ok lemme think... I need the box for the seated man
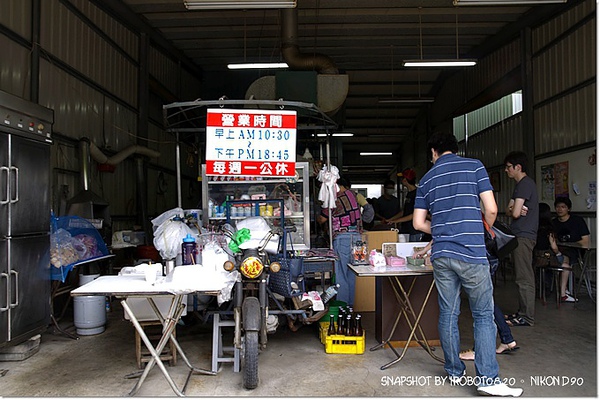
[551,197,590,303]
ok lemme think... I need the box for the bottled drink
[320,284,340,304]
[337,314,345,335]
[181,234,198,265]
[327,315,336,336]
[354,314,363,337]
[345,315,353,336]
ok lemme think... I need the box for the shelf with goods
[201,162,310,250]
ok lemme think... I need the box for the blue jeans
[490,260,514,345]
[432,257,500,386]
[333,232,361,306]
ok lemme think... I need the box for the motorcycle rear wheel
[243,331,259,389]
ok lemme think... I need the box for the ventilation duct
[66,138,111,226]
[89,141,160,167]
[245,8,348,114]
[280,8,338,74]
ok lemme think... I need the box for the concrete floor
[0,277,596,397]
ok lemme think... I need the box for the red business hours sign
[205,108,297,177]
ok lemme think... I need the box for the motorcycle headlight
[269,261,281,273]
[240,256,263,279]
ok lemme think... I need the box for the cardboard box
[353,230,398,312]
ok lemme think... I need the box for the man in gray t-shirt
[504,151,538,327]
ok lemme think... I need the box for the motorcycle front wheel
[243,331,259,389]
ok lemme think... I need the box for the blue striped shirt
[415,153,494,264]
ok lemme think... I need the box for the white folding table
[71,273,226,396]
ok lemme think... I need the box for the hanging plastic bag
[151,207,184,232]
[153,218,194,260]
[317,165,339,209]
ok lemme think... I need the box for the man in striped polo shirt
[413,132,522,397]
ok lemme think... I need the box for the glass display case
[201,162,310,250]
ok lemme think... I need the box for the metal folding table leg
[122,296,186,397]
[380,276,443,370]
[371,275,443,370]
[123,294,216,397]
[369,276,417,354]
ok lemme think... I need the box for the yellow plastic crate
[319,322,365,354]
[319,322,329,344]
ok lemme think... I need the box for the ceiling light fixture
[403,59,477,67]
[184,0,296,10]
[360,152,393,156]
[403,10,477,68]
[454,0,565,5]
[315,132,354,137]
[227,62,289,70]
[331,132,354,137]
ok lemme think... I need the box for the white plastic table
[71,273,226,396]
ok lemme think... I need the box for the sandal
[503,313,519,321]
[506,316,532,327]
[496,341,520,354]
[459,349,475,361]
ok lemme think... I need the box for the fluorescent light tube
[332,132,354,137]
[360,152,393,156]
[403,59,477,67]
[315,132,354,137]
[227,62,289,70]
[454,0,565,5]
[184,0,296,9]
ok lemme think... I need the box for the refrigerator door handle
[0,166,9,204]
[9,166,18,203]
[0,272,8,311]
[9,270,18,307]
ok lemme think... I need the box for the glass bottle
[354,314,363,337]
[345,315,353,336]
[328,315,336,336]
[337,314,345,335]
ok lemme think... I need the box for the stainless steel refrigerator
[0,90,53,347]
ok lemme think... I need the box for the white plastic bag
[151,207,184,232]
[317,165,339,209]
[153,219,194,260]
[369,249,386,267]
[236,217,279,253]
[217,270,240,305]
[203,240,233,273]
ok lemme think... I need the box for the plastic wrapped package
[50,215,110,282]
